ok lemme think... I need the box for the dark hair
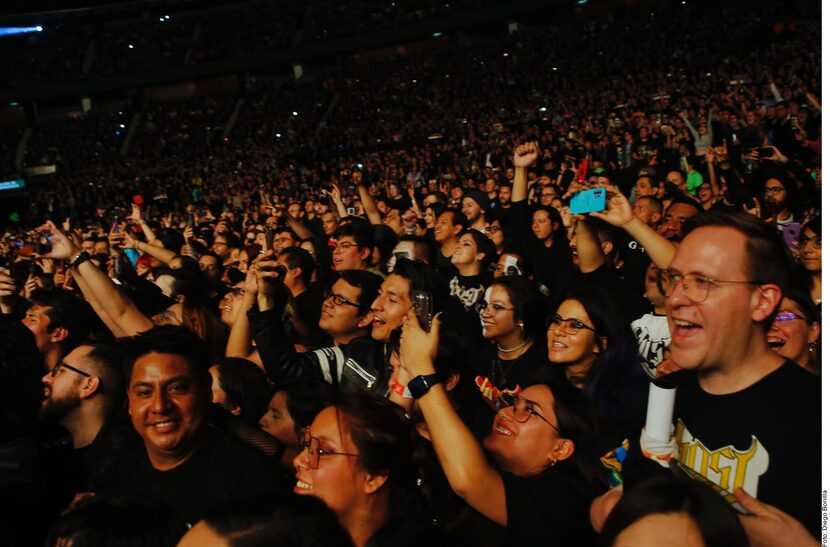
[212,358,272,424]
[460,228,497,270]
[46,496,187,547]
[333,220,374,255]
[29,288,93,351]
[279,247,315,286]
[152,266,210,305]
[199,251,224,269]
[122,325,211,391]
[216,231,242,249]
[599,476,749,547]
[488,277,549,342]
[82,340,126,411]
[439,208,468,230]
[425,202,447,221]
[279,379,336,434]
[555,287,644,420]
[331,390,426,518]
[0,321,43,442]
[199,493,352,547]
[529,379,604,493]
[682,210,793,329]
[391,258,449,313]
[398,235,436,265]
[371,224,399,267]
[669,195,704,214]
[337,269,383,311]
[802,217,820,238]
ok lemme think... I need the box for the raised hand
[34,221,80,260]
[513,142,540,168]
[398,309,441,376]
[588,186,634,228]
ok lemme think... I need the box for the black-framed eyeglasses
[484,226,503,235]
[297,428,360,470]
[333,242,358,251]
[546,314,596,335]
[498,393,558,432]
[475,300,514,314]
[763,186,785,194]
[775,311,806,322]
[51,361,92,379]
[657,268,762,304]
[324,291,362,309]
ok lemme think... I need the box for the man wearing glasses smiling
[592,211,820,544]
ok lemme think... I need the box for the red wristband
[390,381,412,399]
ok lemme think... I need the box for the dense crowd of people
[0,0,822,546]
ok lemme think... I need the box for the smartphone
[758,147,775,159]
[412,290,433,331]
[569,187,607,215]
[264,226,275,252]
[36,233,53,255]
[346,207,356,216]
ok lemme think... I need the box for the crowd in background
[0,0,822,546]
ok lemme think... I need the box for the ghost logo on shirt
[675,419,770,497]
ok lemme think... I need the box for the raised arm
[511,142,539,203]
[328,183,349,220]
[122,231,182,268]
[589,186,676,269]
[398,312,507,525]
[129,204,158,245]
[38,221,154,336]
[226,263,260,362]
[357,183,383,225]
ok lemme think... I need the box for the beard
[39,392,81,423]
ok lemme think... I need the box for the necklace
[497,339,528,353]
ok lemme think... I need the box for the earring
[518,322,525,338]
[809,343,817,353]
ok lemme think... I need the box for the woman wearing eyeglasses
[471,277,549,425]
[767,287,821,375]
[547,287,646,423]
[293,390,439,547]
[796,218,821,306]
[397,313,602,546]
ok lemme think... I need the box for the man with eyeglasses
[592,211,820,543]
[38,342,127,510]
[331,222,374,272]
[249,266,388,393]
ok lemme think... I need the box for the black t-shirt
[470,343,550,441]
[624,360,820,536]
[449,271,491,311]
[100,426,280,524]
[366,514,444,547]
[500,469,595,546]
[434,249,458,283]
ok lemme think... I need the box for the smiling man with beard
[98,326,278,524]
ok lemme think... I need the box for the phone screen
[569,188,607,215]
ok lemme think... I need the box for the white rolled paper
[644,380,676,443]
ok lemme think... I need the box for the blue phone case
[569,187,607,215]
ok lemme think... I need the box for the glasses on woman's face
[546,314,595,335]
[497,393,558,432]
[475,300,514,315]
[484,226,502,235]
[775,311,806,322]
[297,428,359,470]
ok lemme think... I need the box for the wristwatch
[407,374,442,399]
[68,251,92,269]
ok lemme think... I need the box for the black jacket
[249,301,390,395]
